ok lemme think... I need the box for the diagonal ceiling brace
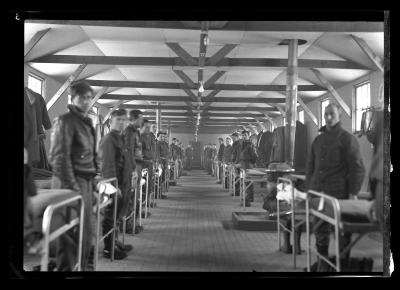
[350,34,383,72]
[311,68,351,117]
[46,64,87,110]
[24,28,51,61]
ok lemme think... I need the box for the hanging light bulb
[198,81,204,93]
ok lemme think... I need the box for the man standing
[306,103,365,271]
[140,119,156,213]
[49,81,99,271]
[238,130,258,206]
[98,109,133,260]
[185,145,193,171]
[216,138,225,184]
[123,109,144,233]
[222,137,233,188]
[156,132,169,199]
[230,133,241,196]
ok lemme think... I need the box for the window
[68,94,72,105]
[298,110,304,124]
[320,98,330,127]
[354,81,371,132]
[28,73,44,96]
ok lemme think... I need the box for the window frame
[353,80,371,134]
[27,72,45,97]
[320,98,330,127]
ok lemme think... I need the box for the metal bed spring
[277,177,307,269]
[121,173,138,243]
[305,190,380,272]
[41,194,84,271]
[239,168,269,209]
[94,178,119,271]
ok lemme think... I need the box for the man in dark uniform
[222,136,233,189]
[230,133,241,196]
[49,81,100,271]
[123,109,144,233]
[216,137,225,184]
[156,132,169,198]
[185,145,193,171]
[238,130,258,207]
[98,109,133,260]
[140,119,156,208]
[306,103,365,271]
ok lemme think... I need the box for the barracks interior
[22,18,389,274]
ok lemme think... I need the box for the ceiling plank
[203,71,226,88]
[26,20,384,32]
[311,68,351,116]
[101,93,287,103]
[121,104,278,112]
[46,64,87,110]
[350,34,384,72]
[24,28,51,61]
[84,79,325,91]
[165,42,197,66]
[30,55,368,70]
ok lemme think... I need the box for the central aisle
[98,169,299,272]
[98,169,382,272]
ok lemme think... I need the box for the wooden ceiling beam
[84,79,325,91]
[30,55,368,70]
[24,28,51,61]
[120,104,278,111]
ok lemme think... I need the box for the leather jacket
[49,105,99,192]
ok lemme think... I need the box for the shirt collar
[319,121,342,134]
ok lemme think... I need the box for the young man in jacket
[140,119,155,214]
[156,132,169,198]
[98,109,133,260]
[222,137,233,189]
[230,133,241,196]
[306,103,365,271]
[216,137,225,184]
[49,81,100,271]
[239,130,259,207]
[123,109,144,233]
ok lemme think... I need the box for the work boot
[316,245,330,272]
[245,201,251,207]
[103,247,128,260]
[161,194,167,199]
[135,225,144,234]
[216,180,222,184]
[116,240,133,253]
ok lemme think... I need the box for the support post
[156,103,162,134]
[285,39,298,168]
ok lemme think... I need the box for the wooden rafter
[24,28,51,61]
[350,34,384,72]
[30,55,368,70]
[84,79,325,92]
[165,42,197,66]
[86,87,109,113]
[311,68,351,117]
[46,64,87,110]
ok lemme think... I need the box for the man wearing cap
[230,133,241,196]
[222,136,233,188]
[239,130,258,206]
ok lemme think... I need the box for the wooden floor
[98,169,383,272]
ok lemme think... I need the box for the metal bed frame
[140,168,150,221]
[221,163,229,190]
[239,168,269,209]
[153,162,162,202]
[169,161,177,185]
[276,177,307,269]
[94,178,119,271]
[305,190,380,272]
[41,194,84,271]
[229,164,240,198]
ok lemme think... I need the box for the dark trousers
[56,176,93,271]
[102,194,123,250]
[244,181,254,202]
[315,222,352,260]
[142,160,154,194]
[185,158,192,170]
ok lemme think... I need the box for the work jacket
[217,144,225,162]
[170,144,180,161]
[257,131,274,166]
[239,140,258,169]
[156,141,169,160]
[231,140,241,164]
[306,122,365,199]
[98,130,125,183]
[49,105,99,192]
[123,124,142,169]
[222,144,233,163]
[140,132,155,161]
[185,148,193,159]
